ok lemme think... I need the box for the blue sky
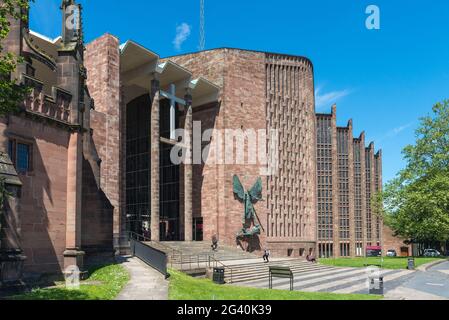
[29,0,449,183]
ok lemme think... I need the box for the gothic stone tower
[58,0,87,270]
[0,0,113,275]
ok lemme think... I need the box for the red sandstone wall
[383,225,411,257]
[167,50,226,244]
[164,50,227,88]
[81,155,114,254]
[5,115,70,274]
[264,54,317,257]
[85,34,122,246]
[169,49,268,250]
[170,49,317,256]
[192,103,221,220]
[220,49,267,251]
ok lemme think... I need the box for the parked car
[423,249,441,257]
[386,250,397,257]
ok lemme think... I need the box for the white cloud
[315,86,351,111]
[173,23,191,51]
[392,124,412,135]
[377,122,415,143]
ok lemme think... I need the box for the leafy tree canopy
[384,101,449,242]
[0,0,31,115]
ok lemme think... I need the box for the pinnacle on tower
[61,0,83,45]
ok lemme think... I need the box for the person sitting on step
[306,248,317,263]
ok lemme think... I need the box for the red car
[366,246,382,257]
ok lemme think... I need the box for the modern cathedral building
[316,108,383,258]
[0,1,401,278]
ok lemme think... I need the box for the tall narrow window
[8,139,32,174]
[17,143,31,173]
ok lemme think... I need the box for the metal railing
[127,232,183,269]
[208,256,234,284]
[175,253,210,271]
[151,241,183,269]
[128,232,168,277]
[126,233,234,282]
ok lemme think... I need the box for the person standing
[263,249,271,263]
[211,235,219,251]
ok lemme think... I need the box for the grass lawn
[168,269,382,300]
[7,264,129,300]
[319,257,446,270]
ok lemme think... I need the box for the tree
[0,0,31,115]
[384,101,449,244]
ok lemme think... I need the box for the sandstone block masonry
[0,2,114,276]
[85,34,123,249]
[168,49,317,256]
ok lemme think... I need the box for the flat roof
[164,47,314,69]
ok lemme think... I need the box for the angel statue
[233,175,264,239]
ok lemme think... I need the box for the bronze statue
[233,175,263,239]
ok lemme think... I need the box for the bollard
[407,258,415,270]
[369,276,384,295]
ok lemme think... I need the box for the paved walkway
[237,265,415,296]
[116,256,168,300]
[385,261,449,300]
[237,260,449,300]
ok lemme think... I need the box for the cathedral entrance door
[160,219,180,241]
[193,218,203,241]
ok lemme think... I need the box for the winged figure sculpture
[233,175,263,239]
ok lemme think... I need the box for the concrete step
[227,266,332,282]
[170,254,257,264]
[227,263,328,277]
[143,241,260,264]
[229,266,325,278]
[223,259,309,270]
[145,241,257,253]
[140,241,328,283]
[219,260,329,283]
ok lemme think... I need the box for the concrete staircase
[141,241,328,284]
[143,241,260,265]
[223,259,331,284]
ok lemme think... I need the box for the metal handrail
[177,253,211,270]
[153,241,183,256]
[128,234,168,277]
[127,233,233,277]
[128,232,183,268]
[155,242,183,269]
[208,256,234,284]
[128,231,151,242]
